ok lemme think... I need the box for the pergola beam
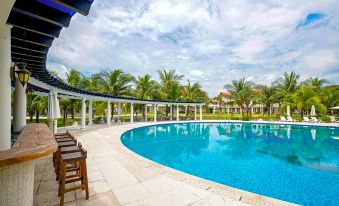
[13,0,72,28]
[52,0,93,16]
[7,11,62,38]
[12,27,54,47]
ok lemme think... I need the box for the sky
[47,0,339,97]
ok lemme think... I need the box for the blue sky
[47,0,339,97]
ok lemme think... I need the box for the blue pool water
[121,122,339,206]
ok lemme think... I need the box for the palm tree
[30,96,48,122]
[293,86,327,115]
[157,69,184,116]
[134,74,159,119]
[224,78,254,115]
[181,80,208,117]
[256,85,275,115]
[59,98,71,125]
[96,69,134,117]
[272,71,300,104]
[304,77,329,89]
[66,69,81,119]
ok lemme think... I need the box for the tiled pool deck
[34,120,338,206]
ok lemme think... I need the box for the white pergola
[22,77,204,133]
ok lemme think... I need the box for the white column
[176,105,179,121]
[144,104,147,121]
[251,106,254,114]
[0,24,13,150]
[194,106,197,120]
[80,97,86,130]
[154,104,157,122]
[199,105,202,121]
[227,105,230,114]
[130,103,134,123]
[107,101,111,125]
[88,99,93,126]
[13,78,27,132]
[117,102,121,123]
[169,104,173,121]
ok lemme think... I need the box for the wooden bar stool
[55,130,70,137]
[56,143,82,181]
[59,147,89,206]
[55,140,77,177]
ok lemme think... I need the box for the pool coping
[117,120,305,206]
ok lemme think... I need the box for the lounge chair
[286,116,297,122]
[311,117,322,123]
[280,116,287,122]
[329,116,339,123]
[303,117,310,122]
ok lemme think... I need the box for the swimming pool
[121,122,339,206]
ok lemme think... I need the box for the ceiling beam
[7,11,62,38]
[13,0,72,27]
[11,51,46,62]
[11,47,47,59]
[51,0,93,16]
[11,27,54,47]
[12,39,49,53]
[11,56,45,64]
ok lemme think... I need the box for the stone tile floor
[34,121,301,206]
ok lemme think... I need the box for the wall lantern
[15,62,31,87]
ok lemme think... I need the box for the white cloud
[47,0,339,97]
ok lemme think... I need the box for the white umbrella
[286,105,291,117]
[310,105,316,116]
[330,106,339,110]
[47,89,61,135]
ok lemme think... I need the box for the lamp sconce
[13,62,31,87]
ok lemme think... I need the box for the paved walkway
[32,120,326,206]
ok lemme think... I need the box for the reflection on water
[121,123,339,206]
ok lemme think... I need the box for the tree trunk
[63,109,67,125]
[35,110,40,123]
[165,105,169,117]
[70,99,75,120]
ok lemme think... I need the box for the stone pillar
[194,106,197,120]
[169,104,173,121]
[130,103,134,123]
[176,105,179,121]
[80,97,86,130]
[88,99,93,126]
[199,105,202,121]
[144,104,147,121]
[0,23,13,150]
[117,102,121,123]
[13,78,27,132]
[154,104,157,122]
[0,160,35,206]
[107,101,111,125]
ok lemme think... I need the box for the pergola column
[117,102,121,123]
[107,101,111,125]
[169,104,173,121]
[130,103,134,123]
[144,104,147,121]
[199,105,202,121]
[0,23,12,150]
[176,105,179,121]
[13,78,27,132]
[88,99,93,126]
[154,104,157,122]
[194,105,197,120]
[80,97,86,130]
